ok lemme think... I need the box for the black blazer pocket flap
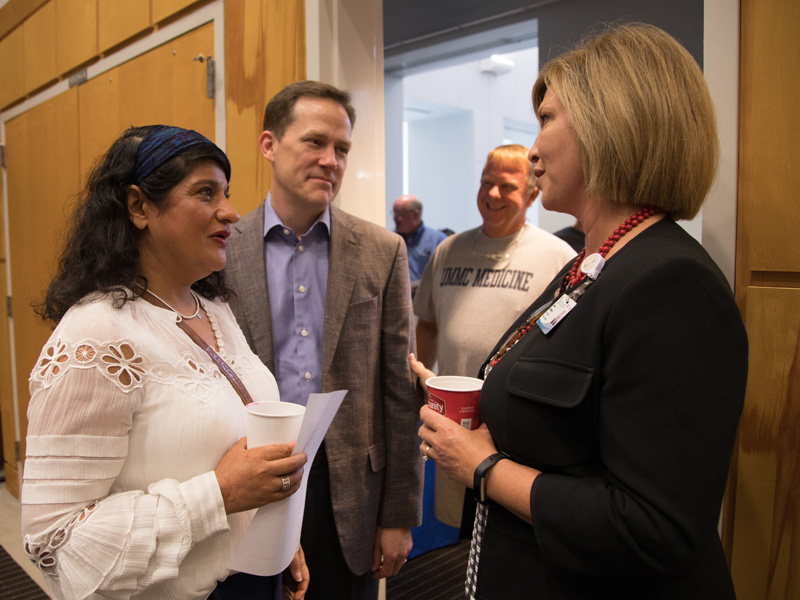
[507,359,593,408]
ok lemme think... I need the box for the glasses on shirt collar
[470,222,528,266]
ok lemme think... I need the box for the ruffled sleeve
[21,315,230,598]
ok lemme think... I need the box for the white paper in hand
[228,390,347,576]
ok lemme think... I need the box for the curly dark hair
[37,125,233,324]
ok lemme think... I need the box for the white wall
[702,0,740,286]
[390,45,576,235]
[407,111,475,233]
[306,0,386,226]
[384,74,404,224]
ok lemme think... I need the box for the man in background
[226,80,423,600]
[413,143,575,526]
[392,194,447,295]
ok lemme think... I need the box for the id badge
[536,294,576,335]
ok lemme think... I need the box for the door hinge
[1,145,5,169]
[5,296,11,318]
[15,440,21,462]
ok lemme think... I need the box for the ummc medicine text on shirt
[439,267,534,292]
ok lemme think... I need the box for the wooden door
[2,22,216,497]
[726,0,800,598]
[0,157,16,495]
[4,88,81,497]
[78,22,216,177]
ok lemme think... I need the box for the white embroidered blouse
[21,291,280,599]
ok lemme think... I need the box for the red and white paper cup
[426,376,483,430]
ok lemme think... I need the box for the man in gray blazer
[225,80,423,600]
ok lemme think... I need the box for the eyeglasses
[470,222,528,266]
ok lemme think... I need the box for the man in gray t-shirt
[414,144,575,525]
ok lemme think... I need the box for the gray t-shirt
[414,223,576,379]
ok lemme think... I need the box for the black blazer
[472,219,747,599]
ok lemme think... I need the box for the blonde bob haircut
[532,22,718,220]
[483,144,537,196]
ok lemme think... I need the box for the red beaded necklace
[561,206,662,292]
[486,205,662,373]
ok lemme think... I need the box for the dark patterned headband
[132,125,228,184]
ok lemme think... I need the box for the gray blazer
[225,201,424,573]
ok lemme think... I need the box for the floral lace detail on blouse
[31,337,241,403]
[24,502,97,573]
[33,338,145,392]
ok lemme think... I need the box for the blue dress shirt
[263,194,329,406]
[399,223,447,282]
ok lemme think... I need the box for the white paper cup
[245,401,306,448]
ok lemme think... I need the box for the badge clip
[580,253,606,280]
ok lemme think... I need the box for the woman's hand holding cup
[215,438,307,514]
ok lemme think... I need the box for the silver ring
[281,474,291,492]
[422,444,430,461]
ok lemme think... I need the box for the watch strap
[473,452,509,504]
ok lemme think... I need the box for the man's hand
[408,353,436,393]
[282,545,309,599]
[370,526,413,579]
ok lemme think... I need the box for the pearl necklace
[561,206,661,292]
[137,284,202,321]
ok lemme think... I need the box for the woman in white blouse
[22,125,309,599]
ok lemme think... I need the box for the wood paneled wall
[0,0,306,497]
[0,25,24,109]
[21,1,58,92]
[0,0,48,39]
[0,0,306,211]
[223,0,306,215]
[0,177,15,498]
[97,0,151,54]
[0,0,224,110]
[727,0,800,598]
[55,0,98,73]
[5,91,82,494]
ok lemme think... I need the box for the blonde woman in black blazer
[413,23,747,600]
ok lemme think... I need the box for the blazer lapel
[322,207,359,380]
[231,202,275,371]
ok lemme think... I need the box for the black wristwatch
[473,452,510,504]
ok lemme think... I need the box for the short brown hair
[483,144,537,196]
[263,80,356,138]
[532,23,718,219]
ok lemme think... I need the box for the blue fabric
[263,193,330,406]
[398,223,447,282]
[133,125,229,184]
[408,458,460,558]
